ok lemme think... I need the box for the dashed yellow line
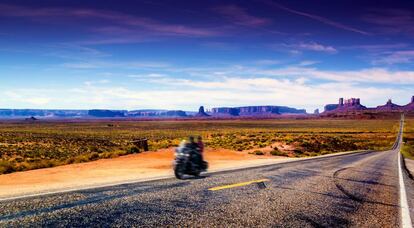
[208,179,270,191]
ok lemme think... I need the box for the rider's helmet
[188,136,195,143]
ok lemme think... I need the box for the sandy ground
[0,148,290,198]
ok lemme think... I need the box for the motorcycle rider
[197,136,205,168]
[185,136,204,169]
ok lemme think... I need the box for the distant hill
[0,105,307,119]
[210,105,306,116]
[127,109,187,117]
[0,109,88,118]
[88,110,126,118]
[322,96,414,114]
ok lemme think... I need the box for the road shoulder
[404,158,414,179]
[0,149,369,201]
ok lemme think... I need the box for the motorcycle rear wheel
[174,167,185,179]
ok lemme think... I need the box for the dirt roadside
[0,148,289,198]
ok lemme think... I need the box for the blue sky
[0,0,413,112]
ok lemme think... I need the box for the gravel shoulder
[405,158,414,177]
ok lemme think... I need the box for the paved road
[0,121,412,227]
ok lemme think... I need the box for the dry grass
[0,118,400,174]
[403,117,414,160]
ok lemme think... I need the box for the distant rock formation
[404,96,414,111]
[25,116,38,121]
[127,109,187,117]
[324,98,367,113]
[88,110,126,118]
[340,98,367,111]
[127,110,166,117]
[278,106,307,114]
[195,106,210,117]
[376,99,403,112]
[314,109,319,115]
[211,107,240,116]
[324,104,339,112]
[0,109,88,118]
[323,96,414,114]
[160,110,187,117]
[211,105,306,116]
[239,106,280,115]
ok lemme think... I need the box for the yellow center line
[208,179,270,191]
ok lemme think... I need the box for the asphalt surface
[0,121,412,227]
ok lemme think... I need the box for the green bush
[253,150,265,155]
[127,146,140,154]
[88,152,100,161]
[0,160,15,174]
[270,149,285,156]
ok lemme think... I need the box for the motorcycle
[173,145,208,179]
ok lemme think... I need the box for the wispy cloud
[254,59,281,66]
[0,4,222,40]
[279,42,337,54]
[3,76,408,111]
[252,67,414,84]
[84,79,110,86]
[3,90,52,106]
[373,50,414,65]
[307,68,414,84]
[214,5,271,27]
[62,61,170,69]
[260,0,369,35]
[298,60,319,66]
[362,9,414,36]
[296,42,337,53]
[163,63,414,84]
[340,43,412,66]
[2,64,413,111]
[343,43,409,52]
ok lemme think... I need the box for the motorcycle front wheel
[193,170,201,177]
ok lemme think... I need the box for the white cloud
[62,61,170,69]
[278,42,337,54]
[84,79,110,86]
[3,74,408,112]
[308,68,414,84]
[70,77,408,112]
[298,60,319,66]
[230,66,414,84]
[297,42,337,53]
[1,63,413,112]
[373,50,414,65]
[3,90,52,106]
[254,59,281,66]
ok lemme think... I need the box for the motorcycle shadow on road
[177,175,208,180]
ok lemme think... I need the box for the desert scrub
[127,146,140,154]
[270,148,287,156]
[251,150,265,155]
[403,117,414,159]
[0,160,15,174]
[0,118,400,174]
[402,142,414,160]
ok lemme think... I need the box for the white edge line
[0,149,370,202]
[399,153,413,228]
[398,115,413,228]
